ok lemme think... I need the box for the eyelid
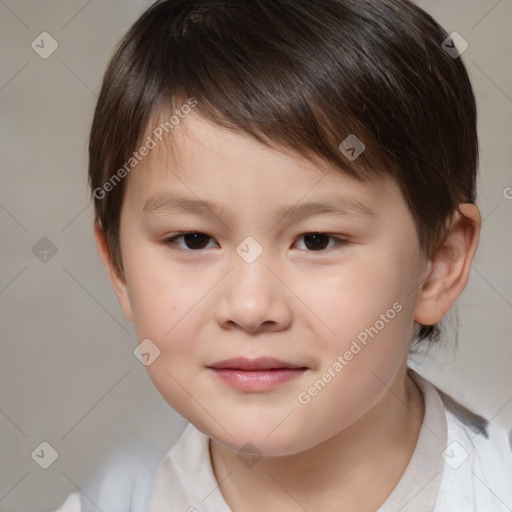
[162,231,349,252]
[161,231,219,250]
[293,233,348,251]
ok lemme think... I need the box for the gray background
[0,1,511,510]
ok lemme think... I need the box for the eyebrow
[142,193,377,224]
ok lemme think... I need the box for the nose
[214,252,292,333]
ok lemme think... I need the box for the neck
[210,369,424,512]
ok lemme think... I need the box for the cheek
[124,263,210,413]
[128,276,204,355]
[122,240,198,333]
[123,251,221,379]
[310,255,411,339]
[301,252,417,406]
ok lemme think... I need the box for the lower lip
[209,368,306,392]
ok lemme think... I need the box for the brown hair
[89,0,478,342]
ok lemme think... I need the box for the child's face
[113,112,429,456]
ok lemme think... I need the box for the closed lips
[207,358,307,371]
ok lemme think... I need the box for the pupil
[304,233,328,250]
[184,232,209,249]
[181,233,329,250]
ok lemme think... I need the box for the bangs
[116,0,407,183]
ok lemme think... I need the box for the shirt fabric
[56,370,512,512]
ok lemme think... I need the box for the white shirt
[56,371,512,512]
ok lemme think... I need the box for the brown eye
[302,233,331,251]
[164,232,216,250]
[295,233,346,252]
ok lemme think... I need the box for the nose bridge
[214,239,292,331]
[230,238,275,300]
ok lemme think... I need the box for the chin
[201,418,320,457]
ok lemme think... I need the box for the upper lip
[207,357,306,371]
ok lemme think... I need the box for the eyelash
[161,232,349,253]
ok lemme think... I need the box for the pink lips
[207,357,307,392]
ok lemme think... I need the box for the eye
[163,232,217,250]
[162,232,347,252]
[294,233,347,251]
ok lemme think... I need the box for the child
[57,0,512,510]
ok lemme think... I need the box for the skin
[95,110,480,511]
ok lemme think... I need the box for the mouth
[207,357,308,392]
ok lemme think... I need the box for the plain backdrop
[0,1,511,510]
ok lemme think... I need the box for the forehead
[141,109,329,177]
[124,110,402,219]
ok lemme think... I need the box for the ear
[414,204,481,326]
[94,222,133,322]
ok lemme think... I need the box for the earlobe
[93,222,134,322]
[414,204,481,326]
